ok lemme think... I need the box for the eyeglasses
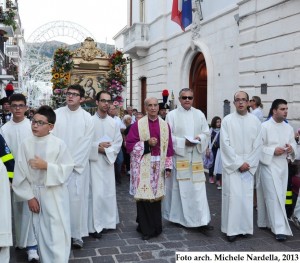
[10,104,26,109]
[31,119,52,126]
[66,92,81,97]
[234,98,248,103]
[99,99,113,104]
[181,96,193,100]
[250,99,254,102]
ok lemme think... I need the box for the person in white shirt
[163,88,213,234]
[258,99,296,241]
[88,91,122,238]
[52,84,94,249]
[124,106,136,124]
[220,91,262,242]
[250,96,264,122]
[1,94,39,261]
[13,105,74,263]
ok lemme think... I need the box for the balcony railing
[5,42,21,59]
[123,23,150,58]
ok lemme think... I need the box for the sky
[17,0,128,45]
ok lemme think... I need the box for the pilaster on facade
[236,0,300,127]
[235,0,297,120]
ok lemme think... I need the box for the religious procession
[1,0,300,263]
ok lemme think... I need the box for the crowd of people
[0,86,300,262]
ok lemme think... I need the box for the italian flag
[171,0,192,31]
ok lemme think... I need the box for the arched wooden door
[189,53,207,116]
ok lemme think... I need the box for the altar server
[1,94,39,261]
[220,91,262,242]
[259,99,296,241]
[88,91,122,238]
[52,84,94,248]
[13,106,74,262]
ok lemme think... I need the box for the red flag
[171,0,182,27]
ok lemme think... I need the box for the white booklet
[185,136,200,144]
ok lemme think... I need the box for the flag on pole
[171,0,192,31]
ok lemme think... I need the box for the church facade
[114,0,300,128]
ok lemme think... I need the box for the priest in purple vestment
[126,97,174,240]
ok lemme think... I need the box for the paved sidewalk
[10,174,300,262]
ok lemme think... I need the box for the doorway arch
[189,52,207,116]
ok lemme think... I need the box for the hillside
[26,40,115,59]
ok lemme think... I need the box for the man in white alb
[1,94,39,261]
[88,91,122,238]
[258,99,296,241]
[163,88,213,234]
[220,91,262,242]
[12,105,74,263]
[52,84,94,248]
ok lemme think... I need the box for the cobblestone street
[10,174,300,262]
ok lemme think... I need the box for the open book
[185,136,200,144]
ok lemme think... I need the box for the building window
[140,0,145,23]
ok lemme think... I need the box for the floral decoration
[0,5,16,30]
[99,50,129,107]
[50,47,74,108]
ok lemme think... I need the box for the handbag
[203,149,214,169]
[203,130,220,169]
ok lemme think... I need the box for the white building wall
[238,0,300,129]
[197,5,239,119]
[118,0,300,128]
[128,1,240,120]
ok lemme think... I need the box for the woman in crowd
[208,116,222,189]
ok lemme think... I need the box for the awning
[0,75,15,80]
